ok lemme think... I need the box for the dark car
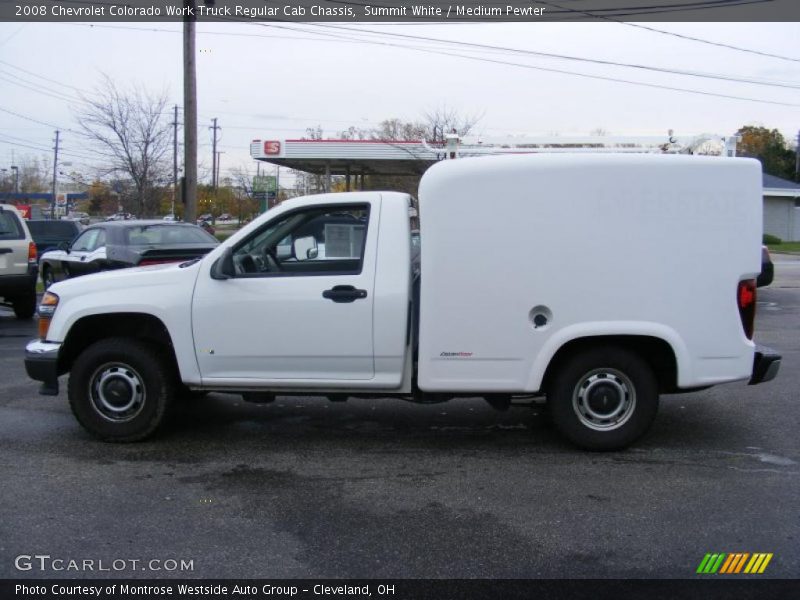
[757,245,774,288]
[26,219,83,260]
[197,219,216,235]
[39,220,219,289]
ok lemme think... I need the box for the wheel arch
[58,312,180,378]
[538,334,682,394]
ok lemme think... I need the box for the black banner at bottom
[3,579,799,600]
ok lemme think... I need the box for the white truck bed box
[417,153,762,393]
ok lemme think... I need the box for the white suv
[0,204,38,319]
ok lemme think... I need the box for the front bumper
[749,345,781,385]
[24,340,61,396]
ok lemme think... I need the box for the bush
[763,234,782,245]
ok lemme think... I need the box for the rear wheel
[548,347,659,450]
[12,291,36,320]
[68,338,175,442]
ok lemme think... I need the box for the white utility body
[25,154,780,449]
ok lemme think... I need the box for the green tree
[736,126,796,179]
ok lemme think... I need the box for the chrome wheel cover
[88,362,146,423]
[572,368,636,431]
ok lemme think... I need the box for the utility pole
[51,130,60,219]
[183,0,198,223]
[216,151,224,188]
[210,117,220,189]
[172,104,179,216]
[795,130,799,182]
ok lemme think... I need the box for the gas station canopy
[249,134,741,179]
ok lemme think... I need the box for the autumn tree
[76,76,171,217]
[736,126,796,180]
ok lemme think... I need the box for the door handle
[0,248,11,254]
[322,285,368,303]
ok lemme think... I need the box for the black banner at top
[2,0,800,22]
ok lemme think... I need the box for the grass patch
[768,242,800,253]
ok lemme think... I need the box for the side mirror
[210,247,235,280]
[58,241,70,253]
[292,236,318,261]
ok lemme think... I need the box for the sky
[0,20,798,187]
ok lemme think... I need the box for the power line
[290,20,800,89]
[249,21,800,107]
[0,106,80,135]
[538,0,800,62]
[0,59,88,92]
[68,19,800,89]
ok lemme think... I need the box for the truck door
[192,200,378,382]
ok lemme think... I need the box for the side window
[71,228,105,252]
[0,211,24,241]
[92,229,106,250]
[232,205,370,277]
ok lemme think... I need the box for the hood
[48,259,200,299]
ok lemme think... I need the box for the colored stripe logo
[697,553,773,574]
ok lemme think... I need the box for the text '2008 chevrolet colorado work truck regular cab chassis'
[24,154,781,450]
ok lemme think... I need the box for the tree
[76,76,171,217]
[17,157,51,193]
[87,181,118,216]
[736,126,796,180]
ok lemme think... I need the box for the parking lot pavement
[1,263,798,580]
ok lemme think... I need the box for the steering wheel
[264,247,283,272]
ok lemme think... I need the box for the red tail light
[28,241,37,263]
[737,279,756,340]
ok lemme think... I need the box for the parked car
[105,212,134,221]
[162,214,178,222]
[65,212,90,226]
[0,204,38,319]
[39,220,219,289]
[197,220,215,235]
[26,219,82,260]
[757,245,774,287]
[218,213,232,221]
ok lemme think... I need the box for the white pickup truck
[24,154,780,449]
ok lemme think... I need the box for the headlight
[38,292,59,340]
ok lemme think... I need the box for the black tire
[548,347,659,451]
[42,266,55,290]
[12,291,36,320]
[68,338,175,442]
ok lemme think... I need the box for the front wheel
[68,338,175,442]
[548,347,659,451]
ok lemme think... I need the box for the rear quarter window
[0,211,25,241]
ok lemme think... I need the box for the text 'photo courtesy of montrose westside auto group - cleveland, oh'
[0,1,799,599]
